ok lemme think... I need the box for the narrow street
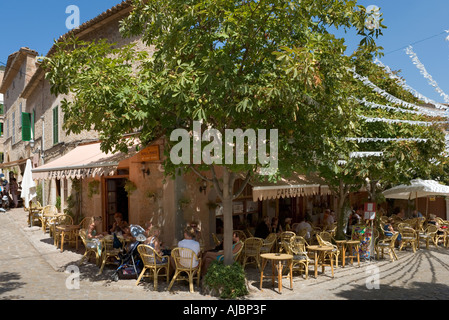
[1,207,449,302]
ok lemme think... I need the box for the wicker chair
[98,237,123,274]
[212,233,221,247]
[27,200,42,227]
[242,237,264,270]
[217,242,245,263]
[135,244,170,290]
[375,232,399,262]
[278,231,296,252]
[418,225,439,249]
[233,230,247,242]
[316,234,340,267]
[399,226,417,253]
[40,205,59,234]
[260,233,277,254]
[282,237,311,279]
[319,231,333,243]
[168,247,202,293]
[53,214,74,248]
[78,229,101,266]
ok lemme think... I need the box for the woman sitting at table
[201,232,242,276]
[110,212,130,236]
[144,226,167,263]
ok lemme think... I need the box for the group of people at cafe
[84,213,243,277]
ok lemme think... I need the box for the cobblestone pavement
[1,207,449,301]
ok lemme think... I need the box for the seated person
[295,217,313,240]
[177,226,201,267]
[144,226,167,263]
[110,212,129,235]
[384,218,402,247]
[254,216,271,239]
[201,232,242,276]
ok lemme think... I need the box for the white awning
[249,174,331,202]
[32,142,138,180]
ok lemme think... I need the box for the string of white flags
[345,137,428,143]
[348,68,448,115]
[353,97,445,118]
[405,45,449,104]
[373,58,449,111]
[359,115,447,126]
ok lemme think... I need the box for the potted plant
[124,179,137,196]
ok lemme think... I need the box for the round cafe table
[259,253,293,293]
[307,245,335,278]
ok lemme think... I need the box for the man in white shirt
[295,218,313,240]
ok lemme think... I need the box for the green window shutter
[21,112,31,141]
[53,107,59,144]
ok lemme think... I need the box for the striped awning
[249,174,331,202]
[32,142,137,180]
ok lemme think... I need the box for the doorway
[104,177,129,232]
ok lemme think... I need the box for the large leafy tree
[316,51,448,239]
[43,0,383,264]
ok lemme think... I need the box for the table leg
[314,251,318,278]
[276,260,283,293]
[330,254,334,278]
[342,244,346,267]
[356,244,360,267]
[289,259,293,289]
[271,260,275,287]
[260,258,268,291]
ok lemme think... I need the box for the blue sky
[1,1,449,105]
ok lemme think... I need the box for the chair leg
[168,271,179,291]
[136,267,146,286]
[154,269,158,290]
[189,273,194,293]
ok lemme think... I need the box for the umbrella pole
[426,196,429,219]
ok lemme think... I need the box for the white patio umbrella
[383,179,449,217]
[21,159,37,208]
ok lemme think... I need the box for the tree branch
[233,169,252,200]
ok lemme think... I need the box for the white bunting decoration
[405,45,449,104]
[359,115,446,126]
[350,152,383,158]
[345,137,428,143]
[353,97,446,118]
[373,58,449,111]
[348,68,448,115]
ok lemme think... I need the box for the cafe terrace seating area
[24,202,449,293]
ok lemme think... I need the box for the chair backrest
[426,224,439,234]
[42,205,59,216]
[388,232,399,247]
[56,214,74,225]
[79,217,94,230]
[138,244,163,267]
[244,237,263,256]
[172,247,200,269]
[212,233,221,246]
[319,231,332,243]
[233,242,244,261]
[291,236,308,253]
[233,230,247,242]
[279,231,296,242]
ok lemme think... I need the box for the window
[12,112,15,144]
[0,104,3,114]
[21,112,32,141]
[53,106,59,144]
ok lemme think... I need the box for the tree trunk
[335,180,350,240]
[221,168,235,265]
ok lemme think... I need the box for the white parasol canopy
[383,179,449,200]
[20,159,37,208]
